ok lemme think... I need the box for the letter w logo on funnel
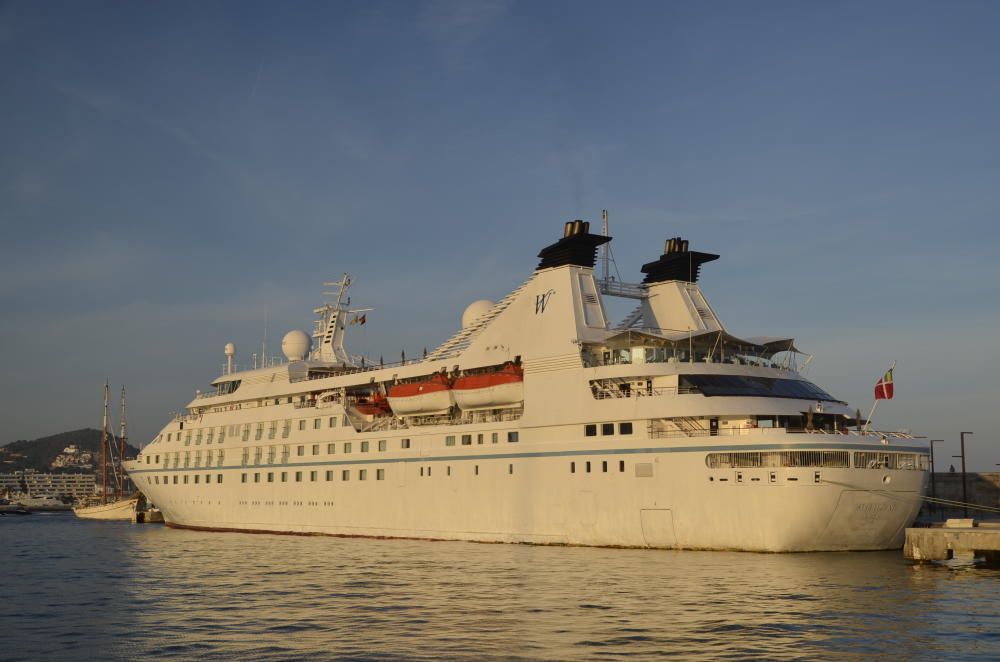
[535,290,555,314]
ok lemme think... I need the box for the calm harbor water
[1,513,998,661]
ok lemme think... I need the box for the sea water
[1,513,997,660]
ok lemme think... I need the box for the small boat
[74,495,139,520]
[453,362,524,410]
[15,494,73,512]
[75,382,139,521]
[387,372,454,415]
[0,498,31,516]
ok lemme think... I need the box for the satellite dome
[281,330,311,361]
[462,299,495,329]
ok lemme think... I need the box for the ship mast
[101,381,109,504]
[118,385,127,495]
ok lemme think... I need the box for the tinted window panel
[679,375,840,402]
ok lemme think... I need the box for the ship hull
[127,433,927,552]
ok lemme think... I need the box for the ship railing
[591,385,701,399]
[647,426,922,440]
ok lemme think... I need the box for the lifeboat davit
[452,363,524,411]
[387,372,454,416]
[353,392,392,417]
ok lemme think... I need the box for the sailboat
[74,383,139,520]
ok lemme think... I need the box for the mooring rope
[819,477,1000,514]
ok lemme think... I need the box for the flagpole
[864,359,895,434]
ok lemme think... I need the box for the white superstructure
[125,221,929,551]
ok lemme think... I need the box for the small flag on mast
[874,368,894,400]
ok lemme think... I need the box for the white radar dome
[224,342,236,357]
[281,330,311,361]
[462,299,495,329]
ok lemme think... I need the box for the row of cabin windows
[153,474,224,485]
[162,415,352,445]
[420,463,509,477]
[584,422,633,437]
[161,449,225,468]
[570,460,626,474]
[239,468,385,483]
[445,431,518,447]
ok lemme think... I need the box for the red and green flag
[874,368,894,400]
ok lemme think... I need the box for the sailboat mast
[118,385,127,495]
[101,382,109,504]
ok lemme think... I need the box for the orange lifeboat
[453,362,524,411]
[354,392,392,417]
[387,372,454,416]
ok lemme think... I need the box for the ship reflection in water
[3,515,998,660]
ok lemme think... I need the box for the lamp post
[929,439,943,519]
[954,432,972,517]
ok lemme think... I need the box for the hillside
[0,428,140,472]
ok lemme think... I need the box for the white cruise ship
[125,221,929,551]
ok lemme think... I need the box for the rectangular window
[377,469,385,480]
[194,474,200,484]
[313,418,321,429]
[173,475,178,484]
[184,432,191,446]
[477,434,484,445]
[184,475,189,484]
[344,442,352,454]
[255,424,263,440]
[326,470,333,481]
[327,443,335,454]
[282,421,290,438]
[242,425,250,442]
[342,470,350,481]
[475,465,479,475]
[586,461,591,473]
[268,421,277,439]
[601,423,614,436]
[312,444,319,455]
[206,430,214,444]
[570,462,576,473]
[310,471,317,482]
[241,473,247,483]
[297,445,304,456]
[602,461,608,472]
[253,473,260,483]
[253,447,262,464]
[217,474,223,484]
[195,431,202,445]
[267,472,274,483]
[401,438,411,449]
[295,471,302,482]
[329,416,337,428]
[507,431,519,443]
[619,460,625,472]
[619,422,633,435]
[508,463,514,474]
[267,446,276,464]
[359,469,367,481]
[378,439,386,452]
[445,435,456,447]
[461,434,472,446]
[447,466,451,476]
[218,426,225,443]
[298,420,306,430]
[361,441,370,452]
[585,424,597,437]
[281,472,287,482]
[281,446,289,463]
[491,432,499,444]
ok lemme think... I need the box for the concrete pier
[904,520,1000,563]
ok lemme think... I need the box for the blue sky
[1,1,998,469]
